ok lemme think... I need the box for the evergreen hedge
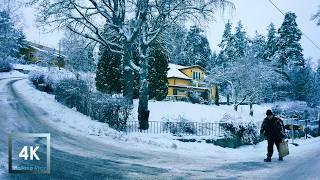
[55,79,132,131]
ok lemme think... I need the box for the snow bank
[0,70,27,79]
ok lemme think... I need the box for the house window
[193,72,201,80]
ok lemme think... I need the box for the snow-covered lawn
[131,100,272,124]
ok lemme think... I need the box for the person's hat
[266,109,273,116]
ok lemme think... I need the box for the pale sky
[12,0,320,67]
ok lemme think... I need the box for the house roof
[167,63,192,80]
[27,41,66,58]
[179,65,205,71]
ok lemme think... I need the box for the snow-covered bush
[29,71,56,92]
[55,79,132,131]
[162,116,197,135]
[54,79,89,108]
[0,58,13,72]
[29,69,76,93]
[309,127,319,137]
[272,102,318,121]
[88,91,131,131]
[216,114,263,148]
[188,91,205,104]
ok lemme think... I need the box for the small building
[167,63,217,101]
[21,41,65,67]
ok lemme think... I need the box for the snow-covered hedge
[55,79,132,131]
[29,71,56,92]
[162,116,197,135]
[0,58,13,72]
[29,69,76,92]
[215,114,263,148]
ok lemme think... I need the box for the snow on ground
[131,100,272,125]
[13,63,46,71]
[0,70,27,79]
[1,71,320,178]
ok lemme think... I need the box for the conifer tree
[263,23,278,60]
[95,48,123,94]
[276,12,304,70]
[183,25,212,68]
[217,20,235,66]
[233,21,249,58]
[249,32,266,59]
[148,45,169,101]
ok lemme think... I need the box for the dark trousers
[267,139,281,157]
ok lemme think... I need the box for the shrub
[215,114,263,148]
[162,116,197,135]
[0,58,13,72]
[188,91,203,104]
[54,79,89,108]
[29,71,56,92]
[311,128,319,137]
[55,79,132,131]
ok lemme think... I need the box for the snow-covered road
[0,77,177,179]
[0,73,319,180]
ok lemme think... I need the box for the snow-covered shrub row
[162,116,197,135]
[29,71,56,92]
[55,79,132,131]
[272,102,318,121]
[215,114,263,148]
[0,58,13,72]
[29,69,75,92]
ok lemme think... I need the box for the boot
[264,157,271,162]
[279,157,283,161]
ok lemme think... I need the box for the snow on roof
[167,63,192,80]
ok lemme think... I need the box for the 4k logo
[8,133,50,174]
[19,146,40,160]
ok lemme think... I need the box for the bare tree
[29,0,233,129]
[312,6,320,26]
[209,57,285,111]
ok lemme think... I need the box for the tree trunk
[227,94,230,105]
[123,43,133,104]
[249,103,253,116]
[138,45,149,130]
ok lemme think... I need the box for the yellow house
[21,41,65,67]
[167,63,217,101]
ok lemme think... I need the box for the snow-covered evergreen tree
[182,25,212,68]
[263,23,278,60]
[233,21,249,58]
[0,10,25,58]
[288,63,313,101]
[95,48,123,94]
[148,44,169,101]
[249,32,266,59]
[217,20,235,66]
[275,12,304,70]
[162,24,188,65]
[207,51,218,71]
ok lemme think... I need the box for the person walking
[260,109,286,162]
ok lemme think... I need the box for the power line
[267,0,320,53]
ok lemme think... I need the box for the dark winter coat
[260,116,285,141]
